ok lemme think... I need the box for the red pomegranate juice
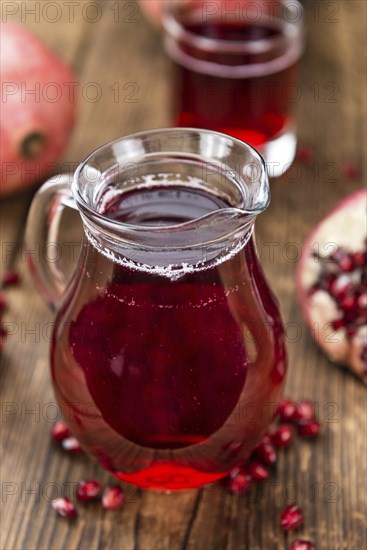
[169,19,299,146]
[51,185,286,489]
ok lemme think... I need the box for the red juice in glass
[164,0,304,176]
[51,184,286,490]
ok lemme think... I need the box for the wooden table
[1,2,366,549]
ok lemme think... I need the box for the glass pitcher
[26,128,287,490]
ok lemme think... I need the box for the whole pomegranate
[0,23,77,196]
[297,190,367,383]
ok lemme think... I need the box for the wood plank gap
[133,501,141,550]
[180,490,201,550]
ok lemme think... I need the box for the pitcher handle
[25,174,78,311]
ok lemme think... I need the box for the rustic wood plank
[1,1,366,549]
[0,193,32,279]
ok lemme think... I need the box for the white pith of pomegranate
[0,23,77,196]
[297,189,367,383]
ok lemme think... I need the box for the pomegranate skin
[0,23,77,196]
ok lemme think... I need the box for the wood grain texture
[1,1,366,549]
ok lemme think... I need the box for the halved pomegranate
[297,189,367,383]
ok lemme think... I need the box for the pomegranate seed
[330,249,354,272]
[227,467,252,495]
[297,420,321,438]
[76,480,101,502]
[2,271,20,286]
[342,160,359,180]
[296,145,313,163]
[102,484,125,510]
[280,504,304,530]
[298,400,316,422]
[271,424,294,448]
[0,325,7,339]
[248,460,269,481]
[346,325,358,339]
[51,420,71,442]
[289,540,315,550]
[339,293,356,310]
[51,497,77,519]
[353,251,366,267]
[62,436,82,453]
[339,255,354,273]
[277,399,301,422]
[331,318,345,330]
[330,275,352,300]
[254,439,277,466]
[260,433,272,444]
[357,292,367,312]
[0,293,6,311]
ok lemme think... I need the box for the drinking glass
[163,0,305,177]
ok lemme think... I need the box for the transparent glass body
[26,128,287,490]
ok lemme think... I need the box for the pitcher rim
[72,127,270,234]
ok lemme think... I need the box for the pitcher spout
[72,128,269,278]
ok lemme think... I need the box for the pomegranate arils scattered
[51,420,71,442]
[102,484,125,510]
[271,424,294,448]
[2,271,20,286]
[227,467,252,495]
[297,420,321,438]
[76,480,101,502]
[289,540,315,550]
[248,460,269,481]
[62,436,82,453]
[51,497,77,519]
[280,504,304,531]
